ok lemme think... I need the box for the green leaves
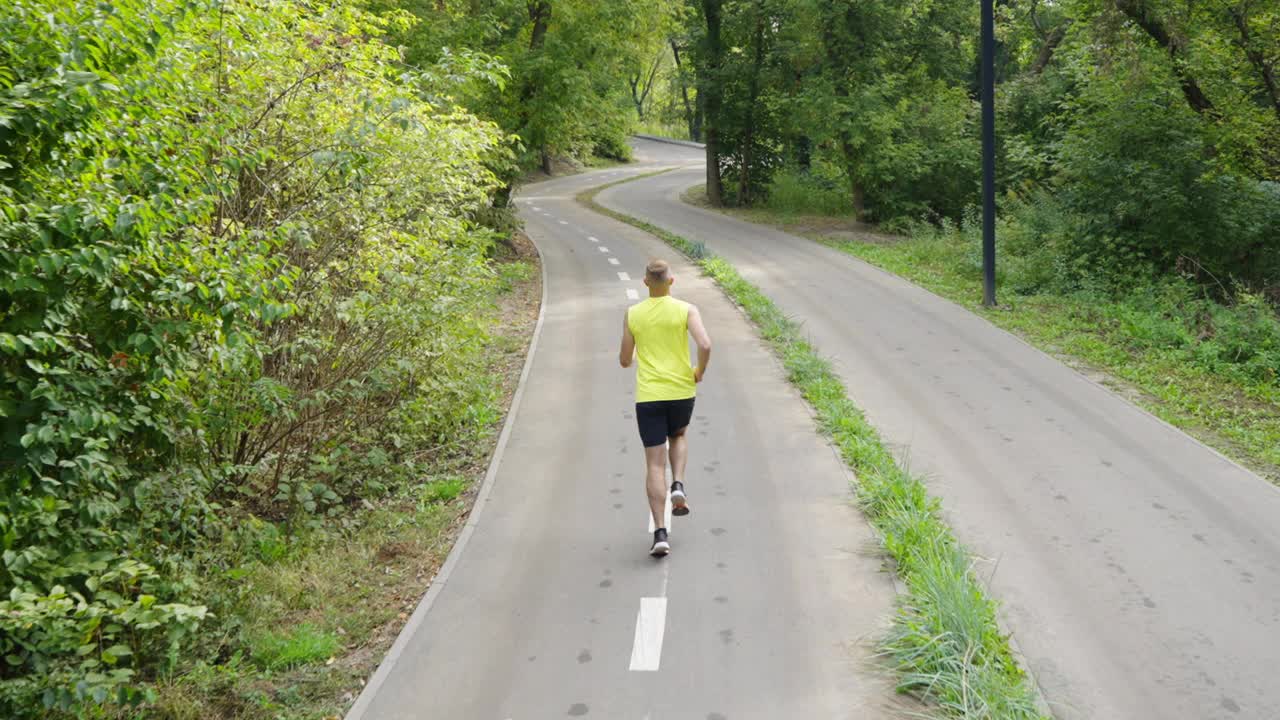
[2,0,510,714]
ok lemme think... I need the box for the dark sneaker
[670,482,690,517]
[650,528,670,557]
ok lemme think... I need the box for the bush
[0,0,510,713]
[1051,51,1280,289]
[763,162,854,216]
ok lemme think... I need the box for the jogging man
[619,258,712,556]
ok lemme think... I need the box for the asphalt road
[345,160,899,719]
[601,138,1280,720]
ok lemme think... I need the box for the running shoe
[650,528,670,557]
[670,481,690,517]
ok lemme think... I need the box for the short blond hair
[645,258,671,283]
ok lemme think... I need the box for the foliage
[375,0,672,177]
[659,0,1280,296]
[0,0,510,713]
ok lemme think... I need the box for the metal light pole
[980,0,997,306]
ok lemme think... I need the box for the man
[619,258,712,557]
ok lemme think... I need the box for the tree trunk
[841,139,865,221]
[1113,0,1215,116]
[630,75,646,118]
[795,135,811,171]
[528,1,550,50]
[1031,25,1067,75]
[692,96,704,142]
[1230,5,1280,125]
[671,39,699,141]
[700,0,725,206]
[523,2,552,173]
[737,4,767,205]
[635,52,663,120]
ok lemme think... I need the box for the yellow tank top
[628,296,696,402]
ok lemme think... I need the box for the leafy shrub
[763,164,854,216]
[0,0,511,713]
[1051,49,1280,289]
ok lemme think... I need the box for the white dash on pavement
[599,246,610,253]
[558,220,569,225]
[626,289,639,300]
[531,206,541,211]
[617,272,631,282]
[588,236,600,243]
[608,258,620,265]
[628,597,668,671]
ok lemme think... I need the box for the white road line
[599,246,610,253]
[617,272,631,281]
[608,258,620,265]
[531,206,540,211]
[628,597,668,671]
[626,289,640,300]
[588,236,600,243]
[558,220,569,225]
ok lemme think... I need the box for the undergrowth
[580,177,1046,719]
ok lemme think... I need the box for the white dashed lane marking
[626,289,639,300]
[599,247,610,253]
[588,236,600,243]
[618,272,631,281]
[608,258,620,265]
[628,597,667,671]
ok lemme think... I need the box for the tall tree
[699,0,726,204]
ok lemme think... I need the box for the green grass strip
[578,177,1047,719]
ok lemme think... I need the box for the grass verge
[579,178,1046,719]
[681,185,1280,485]
[115,241,543,720]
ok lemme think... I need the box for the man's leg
[644,445,668,531]
[668,430,688,488]
[667,399,694,516]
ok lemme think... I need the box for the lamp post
[981,0,997,306]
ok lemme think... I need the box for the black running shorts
[635,398,696,448]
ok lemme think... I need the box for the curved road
[602,138,1280,720]
[346,158,899,718]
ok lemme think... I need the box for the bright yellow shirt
[628,296,696,402]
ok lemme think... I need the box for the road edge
[632,133,705,149]
[343,227,551,720]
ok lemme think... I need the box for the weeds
[419,475,468,505]
[580,178,1046,719]
[251,625,340,671]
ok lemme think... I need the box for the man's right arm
[619,312,636,368]
[687,305,712,382]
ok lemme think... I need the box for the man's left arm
[687,305,712,382]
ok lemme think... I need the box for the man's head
[644,258,674,296]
